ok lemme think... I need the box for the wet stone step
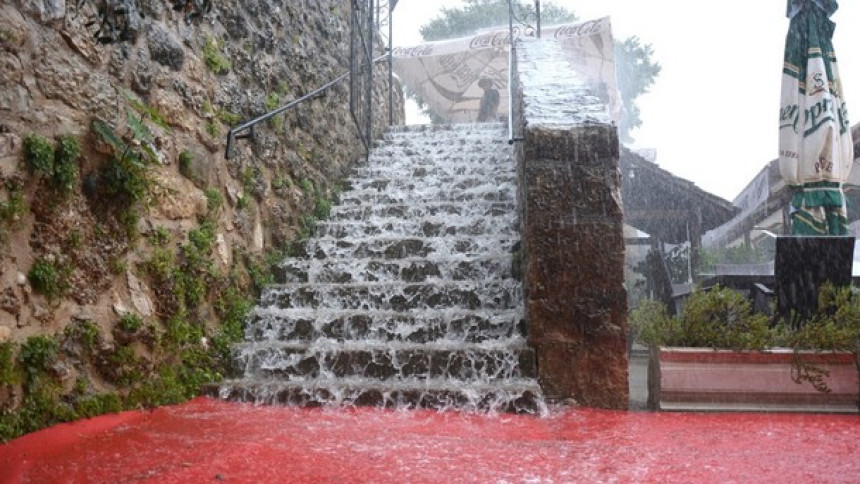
[329,202,517,221]
[205,376,544,414]
[360,156,513,173]
[275,256,515,284]
[336,186,516,205]
[259,281,522,311]
[246,308,524,343]
[348,168,515,184]
[302,236,519,261]
[232,341,537,381]
[380,136,508,147]
[384,122,505,136]
[312,218,517,239]
[343,175,516,194]
[352,156,513,169]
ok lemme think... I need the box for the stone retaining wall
[514,38,628,409]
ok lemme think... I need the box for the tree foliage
[418,0,661,143]
[420,0,575,40]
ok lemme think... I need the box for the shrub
[188,221,217,253]
[0,180,26,240]
[118,313,143,333]
[24,134,81,195]
[203,36,231,74]
[299,179,314,194]
[264,92,279,111]
[64,319,100,353]
[75,392,123,419]
[52,135,81,193]
[18,335,59,383]
[178,150,194,180]
[314,196,332,219]
[149,226,172,247]
[205,119,220,137]
[630,286,771,350]
[100,156,150,206]
[0,341,16,385]
[28,258,66,299]
[631,284,860,353]
[204,188,223,214]
[217,109,242,125]
[23,134,54,175]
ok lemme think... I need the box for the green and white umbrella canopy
[779,0,854,235]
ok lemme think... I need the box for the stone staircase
[209,124,545,414]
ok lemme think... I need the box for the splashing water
[212,124,547,414]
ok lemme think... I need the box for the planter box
[649,347,859,413]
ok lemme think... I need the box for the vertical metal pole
[535,0,541,38]
[388,1,393,126]
[507,0,515,144]
[367,0,373,157]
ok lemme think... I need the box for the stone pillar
[515,39,628,409]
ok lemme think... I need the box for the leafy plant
[0,180,26,241]
[126,93,170,130]
[631,286,771,350]
[23,134,54,175]
[28,258,68,300]
[23,134,80,195]
[188,221,216,253]
[264,92,279,111]
[299,179,314,194]
[203,36,231,74]
[118,313,143,332]
[178,150,194,180]
[64,319,100,353]
[0,341,16,385]
[110,346,142,386]
[92,112,158,223]
[315,196,332,219]
[236,193,249,210]
[217,109,242,125]
[52,135,81,193]
[632,284,860,393]
[150,226,172,247]
[75,392,123,419]
[205,119,220,137]
[204,188,223,214]
[18,335,59,384]
[92,110,157,168]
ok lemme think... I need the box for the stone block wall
[514,39,628,409]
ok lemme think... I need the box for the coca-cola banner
[392,17,618,123]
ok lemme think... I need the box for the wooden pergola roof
[620,149,739,244]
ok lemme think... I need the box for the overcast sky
[391,1,860,202]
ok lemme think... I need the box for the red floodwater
[0,397,857,483]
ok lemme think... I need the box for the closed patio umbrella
[779,0,854,235]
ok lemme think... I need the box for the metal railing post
[535,0,541,38]
[388,1,393,126]
[507,0,516,144]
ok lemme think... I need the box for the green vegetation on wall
[24,134,81,195]
[203,36,231,75]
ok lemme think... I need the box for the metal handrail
[505,0,541,144]
[506,0,523,145]
[224,53,389,160]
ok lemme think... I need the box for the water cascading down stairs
[211,124,546,414]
